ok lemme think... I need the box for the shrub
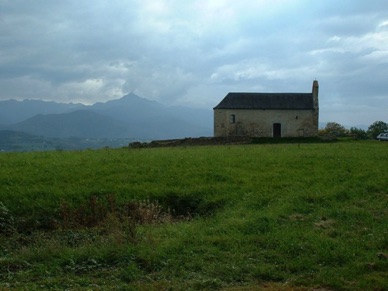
[367,121,388,139]
[349,127,368,140]
[321,122,348,137]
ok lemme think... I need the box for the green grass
[0,141,387,290]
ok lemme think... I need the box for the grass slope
[0,141,387,290]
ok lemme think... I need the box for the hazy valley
[0,94,213,151]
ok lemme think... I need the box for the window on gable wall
[230,114,236,124]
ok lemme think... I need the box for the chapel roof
[213,92,314,110]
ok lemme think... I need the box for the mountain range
[0,94,213,140]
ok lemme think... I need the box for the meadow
[0,140,387,290]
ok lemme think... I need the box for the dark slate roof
[213,92,314,110]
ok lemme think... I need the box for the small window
[230,114,236,124]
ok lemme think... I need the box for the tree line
[319,121,387,140]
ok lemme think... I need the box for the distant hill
[0,130,40,141]
[89,93,212,139]
[0,94,213,140]
[0,130,46,151]
[6,110,130,138]
[0,130,137,152]
[0,99,85,124]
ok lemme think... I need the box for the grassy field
[0,140,387,290]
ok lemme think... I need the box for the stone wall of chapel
[214,109,317,137]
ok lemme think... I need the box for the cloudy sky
[1,0,387,126]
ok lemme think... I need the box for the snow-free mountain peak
[0,94,213,140]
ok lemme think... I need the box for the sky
[0,0,387,127]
